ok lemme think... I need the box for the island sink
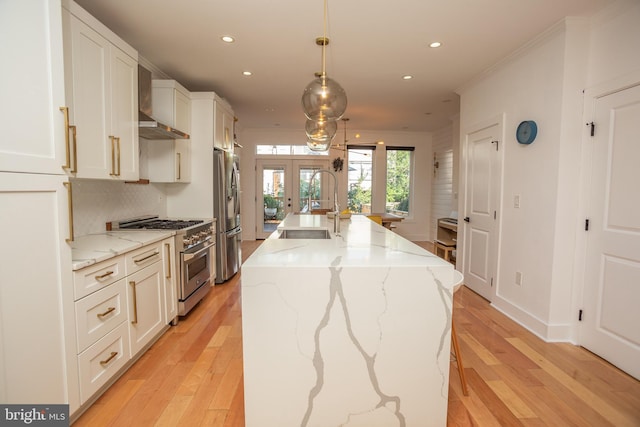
[278,229,331,239]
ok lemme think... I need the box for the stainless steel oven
[180,240,214,315]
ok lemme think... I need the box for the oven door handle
[182,242,214,261]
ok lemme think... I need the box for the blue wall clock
[516,120,537,144]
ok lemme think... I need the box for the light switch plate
[514,195,520,208]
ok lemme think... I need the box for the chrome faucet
[308,169,340,235]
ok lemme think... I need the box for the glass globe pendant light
[305,117,337,152]
[301,0,347,127]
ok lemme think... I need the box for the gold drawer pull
[97,306,116,319]
[95,271,114,280]
[133,251,160,264]
[99,351,118,366]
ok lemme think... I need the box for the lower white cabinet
[72,236,175,406]
[78,322,130,402]
[127,261,164,355]
[0,173,79,410]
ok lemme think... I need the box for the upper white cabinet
[146,80,192,183]
[0,0,67,174]
[214,98,235,152]
[61,1,139,180]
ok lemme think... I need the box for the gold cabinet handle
[70,125,78,173]
[130,281,138,324]
[176,152,181,180]
[133,251,160,264]
[60,107,71,170]
[99,351,118,366]
[97,306,116,319]
[116,137,121,176]
[165,243,172,279]
[95,270,114,280]
[109,136,117,176]
[63,182,74,242]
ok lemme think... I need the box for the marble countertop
[244,213,451,270]
[242,213,456,426]
[70,230,175,270]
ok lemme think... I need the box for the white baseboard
[491,295,572,343]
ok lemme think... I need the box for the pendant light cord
[322,0,327,80]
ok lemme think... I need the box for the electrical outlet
[515,271,523,286]
[514,195,520,208]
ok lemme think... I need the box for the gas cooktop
[110,216,210,232]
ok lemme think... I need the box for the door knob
[463,217,470,223]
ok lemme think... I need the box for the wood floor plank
[465,368,525,426]
[486,380,536,419]
[507,337,637,427]
[71,241,640,427]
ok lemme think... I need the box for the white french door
[462,122,502,301]
[580,83,640,380]
[255,158,329,239]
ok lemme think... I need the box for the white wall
[457,0,640,342]
[238,127,432,241]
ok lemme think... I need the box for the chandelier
[302,0,347,151]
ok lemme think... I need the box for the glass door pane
[256,159,330,238]
[256,160,291,239]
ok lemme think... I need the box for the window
[346,146,374,213]
[256,145,329,156]
[386,147,414,217]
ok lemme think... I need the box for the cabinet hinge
[578,309,583,321]
[585,219,590,231]
[586,122,595,137]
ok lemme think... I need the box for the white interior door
[462,124,501,301]
[580,84,640,380]
[255,159,328,239]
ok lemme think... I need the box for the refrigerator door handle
[227,227,242,237]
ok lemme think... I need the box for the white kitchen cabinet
[0,173,80,411]
[147,80,192,183]
[126,243,165,356]
[214,98,235,152]
[0,0,67,174]
[146,138,191,183]
[77,321,130,402]
[162,238,178,324]
[61,0,139,180]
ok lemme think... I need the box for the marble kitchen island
[241,214,456,427]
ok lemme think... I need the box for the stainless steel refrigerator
[213,149,242,283]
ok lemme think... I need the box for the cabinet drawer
[74,256,126,300]
[126,241,162,275]
[78,321,130,403]
[75,279,127,352]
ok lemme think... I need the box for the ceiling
[74,0,613,133]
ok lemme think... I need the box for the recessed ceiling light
[242,71,252,76]
[402,75,413,80]
[221,36,235,43]
[429,41,442,48]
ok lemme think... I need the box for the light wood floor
[74,240,640,426]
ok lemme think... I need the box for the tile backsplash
[72,179,167,236]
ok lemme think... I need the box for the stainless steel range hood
[138,65,189,140]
